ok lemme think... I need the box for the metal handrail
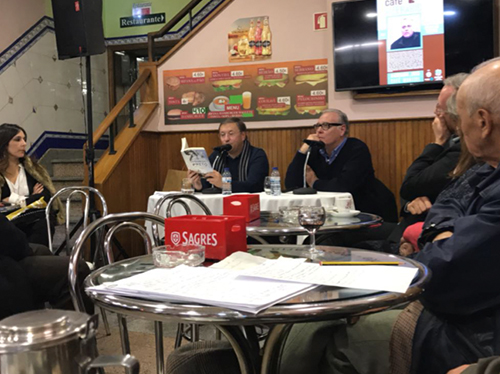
[92,69,151,147]
[147,0,203,61]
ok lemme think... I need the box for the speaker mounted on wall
[51,0,106,60]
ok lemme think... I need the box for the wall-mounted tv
[332,0,497,93]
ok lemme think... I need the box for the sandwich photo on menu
[254,74,289,88]
[294,103,328,115]
[211,79,243,91]
[294,72,328,86]
[257,103,291,116]
[180,138,213,175]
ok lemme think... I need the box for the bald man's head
[457,61,500,167]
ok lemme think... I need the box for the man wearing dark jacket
[386,73,469,245]
[285,109,397,222]
[188,118,269,193]
[279,58,500,374]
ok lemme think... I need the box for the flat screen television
[332,0,497,93]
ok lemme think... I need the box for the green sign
[120,13,166,28]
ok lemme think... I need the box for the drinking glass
[181,178,195,195]
[264,176,272,195]
[298,206,326,254]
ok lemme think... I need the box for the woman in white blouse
[0,123,63,245]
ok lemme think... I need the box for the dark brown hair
[0,123,27,171]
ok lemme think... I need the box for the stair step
[52,159,85,178]
[52,177,85,191]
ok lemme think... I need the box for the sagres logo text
[170,231,218,246]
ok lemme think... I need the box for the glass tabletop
[246,211,382,235]
[85,245,428,325]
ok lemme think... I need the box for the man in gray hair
[285,108,397,222]
[385,73,470,251]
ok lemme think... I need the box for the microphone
[293,140,322,195]
[214,144,232,152]
[303,139,325,148]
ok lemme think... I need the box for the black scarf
[213,139,251,181]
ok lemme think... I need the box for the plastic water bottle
[270,167,281,196]
[222,168,232,195]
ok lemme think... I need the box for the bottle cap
[272,167,278,170]
[224,168,230,171]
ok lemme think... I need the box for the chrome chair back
[104,222,153,264]
[46,186,108,255]
[152,193,212,246]
[70,211,165,373]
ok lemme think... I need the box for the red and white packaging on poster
[223,194,260,222]
[164,215,247,260]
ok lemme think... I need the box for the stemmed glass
[298,206,326,254]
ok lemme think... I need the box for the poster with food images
[163,58,328,125]
[228,16,272,63]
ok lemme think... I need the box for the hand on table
[204,170,223,188]
[407,196,432,215]
[432,116,451,146]
[306,166,318,188]
[33,183,44,194]
[187,170,202,191]
[299,134,320,154]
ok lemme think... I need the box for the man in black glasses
[285,109,397,222]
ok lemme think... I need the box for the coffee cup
[335,195,354,211]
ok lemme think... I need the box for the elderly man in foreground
[279,58,500,374]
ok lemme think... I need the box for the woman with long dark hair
[0,123,63,246]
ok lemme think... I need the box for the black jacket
[400,138,461,203]
[0,215,35,319]
[285,138,397,222]
[391,32,421,50]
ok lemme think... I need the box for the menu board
[163,59,328,125]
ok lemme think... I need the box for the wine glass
[298,206,326,254]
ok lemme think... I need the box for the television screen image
[332,0,495,93]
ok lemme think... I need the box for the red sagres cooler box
[223,194,260,222]
[164,215,247,260]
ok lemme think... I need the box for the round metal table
[85,245,429,374]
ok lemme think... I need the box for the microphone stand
[201,150,226,194]
[293,146,317,195]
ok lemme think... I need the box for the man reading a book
[188,118,269,192]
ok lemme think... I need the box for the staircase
[40,149,104,223]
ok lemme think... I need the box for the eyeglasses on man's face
[313,122,344,131]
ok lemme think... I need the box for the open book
[180,137,213,175]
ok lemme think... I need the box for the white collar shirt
[4,164,29,204]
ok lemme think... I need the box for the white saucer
[330,210,360,218]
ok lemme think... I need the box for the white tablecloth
[147,191,354,217]
[146,191,354,240]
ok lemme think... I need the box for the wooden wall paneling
[153,120,435,204]
[97,133,160,258]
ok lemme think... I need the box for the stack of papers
[88,252,418,314]
[87,265,315,314]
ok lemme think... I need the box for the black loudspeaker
[51,0,106,60]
